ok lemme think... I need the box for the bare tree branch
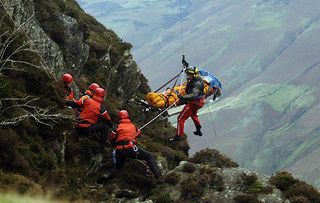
[0,96,73,128]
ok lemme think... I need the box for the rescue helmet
[118,110,129,119]
[95,88,105,98]
[62,73,73,84]
[88,83,100,91]
[185,66,199,76]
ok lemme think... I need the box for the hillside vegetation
[0,0,319,202]
[0,0,188,201]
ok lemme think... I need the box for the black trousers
[115,147,162,179]
[76,123,110,142]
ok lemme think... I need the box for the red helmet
[89,83,100,91]
[62,73,73,84]
[95,88,105,98]
[118,110,129,119]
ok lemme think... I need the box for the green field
[200,83,315,116]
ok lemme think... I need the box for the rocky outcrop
[152,161,287,203]
[57,14,89,76]
[96,149,290,203]
[1,0,65,78]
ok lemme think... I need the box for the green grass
[0,193,60,203]
[201,40,232,68]
[200,83,315,115]
[305,18,320,33]
[263,123,294,145]
[251,6,287,30]
[280,135,319,168]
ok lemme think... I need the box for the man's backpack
[198,69,222,100]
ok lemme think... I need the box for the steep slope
[78,0,320,188]
[0,0,188,201]
[1,0,319,202]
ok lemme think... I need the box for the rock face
[2,0,65,77]
[56,14,89,76]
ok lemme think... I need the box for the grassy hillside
[200,83,315,114]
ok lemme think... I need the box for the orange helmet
[118,110,129,119]
[95,88,105,98]
[62,73,73,84]
[89,83,100,91]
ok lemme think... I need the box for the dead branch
[0,96,73,128]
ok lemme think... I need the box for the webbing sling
[154,70,183,93]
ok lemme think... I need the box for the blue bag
[199,69,222,89]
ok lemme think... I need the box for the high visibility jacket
[74,94,91,106]
[77,96,111,128]
[109,118,141,149]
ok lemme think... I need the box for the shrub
[182,162,196,173]
[163,172,179,185]
[180,177,205,200]
[208,172,225,191]
[289,196,309,203]
[247,181,264,194]
[239,173,258,186]
[0,171,43,195]
[270,171,298,191]
[189,148,238,168]
[234,194,261,203]
[284,182,320,203]
[270,171,320,202]
[154,192,174,203]
[122,160,156,190]
[239,173,272,194]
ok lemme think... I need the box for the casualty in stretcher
[146,69,222,109]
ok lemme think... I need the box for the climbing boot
[193,125,203,136]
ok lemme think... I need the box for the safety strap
[164,72,181,107]
[154,70,183,93]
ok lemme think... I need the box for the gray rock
[2,0,65,78]
[57,14,89,76]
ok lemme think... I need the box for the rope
[139,0,189,131]
[0,0,56,80]
[139,99,180,131]
[179,0,185,55]
[165,69,182,106]
[154,70,183,93]
[178,66,186,94]
[205,102,217,136]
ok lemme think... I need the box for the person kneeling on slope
[66,88,113,139]
[77,83,100,104]
[108,110,162,179]
[68,83,100,115]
